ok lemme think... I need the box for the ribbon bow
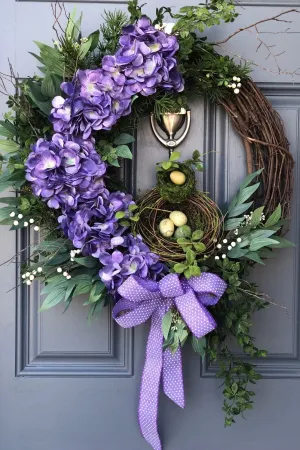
[112,272,226,450]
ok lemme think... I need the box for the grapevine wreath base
[0,2,295,449]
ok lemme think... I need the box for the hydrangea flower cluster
[50,15,184,138]
[99,234,165,291]
[25,133,107,210]
[26,15,177,292]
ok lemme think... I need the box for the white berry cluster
[57,267,72,280]
[228,76,242,94]
[70,249,81,261]
[9,211,39,231]
[243,211,265,227]
[22,267,43,285]
[214,237,242,260]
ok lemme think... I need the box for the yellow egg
[169,211,188,227]
[170,170,186,185]
[159,219,175,237]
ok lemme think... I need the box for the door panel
[1,1,300,449]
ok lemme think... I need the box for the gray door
[1,1,300,450]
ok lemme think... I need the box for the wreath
[0,2,295,449]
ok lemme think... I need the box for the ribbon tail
[138,308,164,450]
[163,347,185,408]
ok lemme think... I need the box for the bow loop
[158,273,184,298]
[187,272,227,306]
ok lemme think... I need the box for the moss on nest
[157,163,196,203]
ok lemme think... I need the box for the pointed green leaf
[265,204,282,227]
[249,237,280,252]
[40,289,66,311]
[162,161,172,170]
[169,151,181,161]
[267,236,295,249]
[0,140,19,153]
[73,256,98,268]
[245,252,265,265]
[239,169,263,189]
[192,335,206,359]
[162,310,172,340]
[114,133,135,145]
[228,201,253,218]
[250,206,264,227]
[236,183,260,204]
[115,145,132,159]
[173,263,187,274]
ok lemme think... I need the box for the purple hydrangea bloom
[58,190,134,254]
[50,69,132,139]
[116,15,184,96]
[25,133,106,210]
[99,233,165,292]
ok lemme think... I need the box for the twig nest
[135,188,223,262]
[159,219,175,237]
[157,163,195,203]
[170,170,186,185]
[169,211,188,227]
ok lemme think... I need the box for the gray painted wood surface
[1,1,300,449]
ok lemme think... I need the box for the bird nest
[135,188,223,263]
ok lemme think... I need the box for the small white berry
[231,83,236,88]
[237,77,241,82]
[18,214,23,219]
[34,226,39,231]
[25,272,30,277]
[215,256,220,260]
[206,73,210,78]
[237,83,241,88]
[232,76,237,81]
[37,267,43,273]
[237,237,242,243]
[217,244,222,249]
[29,275,34,281]
[76,249,81,254]
[66,275,71,280]
[32,270,37,275]
[228,246,232,251]
[70,258,74,261]
[234,230,239,235]
[57,267,62,273]
[63,271,68,277]
[222,254,226,259]
[234,88,240,94]
[24,222,29,227]
[10,212,16,217]
[22,274,26,279]
[29,218,34,224]
[26,280,31,286]
[223,239,228,244]
[231,242,236,247]
[13,220,19,226]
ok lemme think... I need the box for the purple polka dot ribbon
[112,272,227,450]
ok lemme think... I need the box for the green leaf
[239,168,263,190]
[0,126,14,138]
[0,140,19,153]
[173,263,187,274]
[169,151,181,161]
[88,30,100,52]
[0,206,15,221]
[34,41,65,77]
[41,72,61,98]
[231,382,238,395]
[192,150,200,160]
[191,335,206,359]
[162,310,173,340]
[267,236,295,249]
[193,242,206,252]
[227,247,249,258]
[116,145,132,159]
[192,230,204,241]
[73,256,98,268]
[189,265,201,276]
[228,202,253,218]
[249,237,280,252]
[128,204,138,212]
[40,289,66,311]
[0,196,20,206]
[186,248,196,264]
[265,204,282,227]
[115,211,126,219]
[224,217,244,231]
[0,120,16,137]
[88,281,106,303]
[245,252,265,265]
[114,133,135,145]
[46,252,70,265]
[78,32,99,59]
[236,183,260,204]
[250,206,264,227]
[162,161,172,170]
[34,239,69,253]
